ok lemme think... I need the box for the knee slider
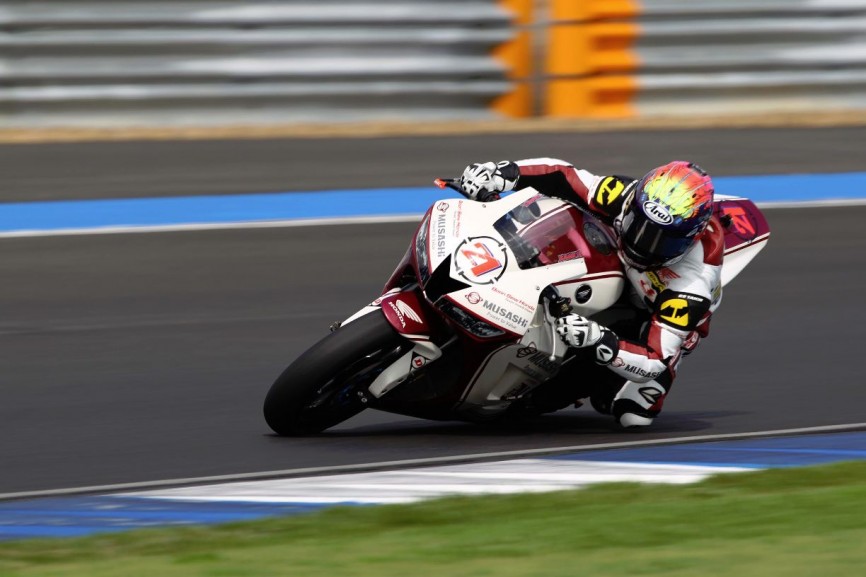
[612,398,658,420]
[618,412,655,428]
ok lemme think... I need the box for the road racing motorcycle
[263,180,770,435]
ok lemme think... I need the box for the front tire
[263,312,406,435]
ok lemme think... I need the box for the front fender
[378,290,430,338]
[341,287,435,339]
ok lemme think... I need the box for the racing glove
[459,161,519,201]
[555,314,618,365]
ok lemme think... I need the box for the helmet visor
[620,210,693,269]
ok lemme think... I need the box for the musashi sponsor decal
[482,300,529,329]
[434,211,449,258]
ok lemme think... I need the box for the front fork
[532,286,575,360]
[366,338,444,397]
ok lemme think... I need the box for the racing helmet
[618,161,714,270]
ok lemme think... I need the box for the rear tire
[263,312,406,435]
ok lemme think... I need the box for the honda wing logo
[395,300,422,323]
[388,300,423,328]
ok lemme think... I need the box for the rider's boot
[610,378,670,428]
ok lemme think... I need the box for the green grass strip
[1,461,865,577]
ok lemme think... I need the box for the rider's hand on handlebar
[556,314,602,348]
[459,161,519,201]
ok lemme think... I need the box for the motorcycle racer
[459,159,723,428]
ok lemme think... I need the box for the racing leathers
[467,158,724,427]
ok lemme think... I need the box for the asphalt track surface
[4,125,866,202]
[2,126,866,494]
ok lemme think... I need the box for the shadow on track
[262,409,745,439]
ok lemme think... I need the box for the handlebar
[434,178,469,197]
[434,178,500,202]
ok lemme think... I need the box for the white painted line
[1,422,862,502]
[756,199,866,209]
[0,214,422,239]
[127,459,750,505]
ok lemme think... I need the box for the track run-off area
[1,124,865,538]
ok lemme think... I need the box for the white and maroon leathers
[511,158,724,427]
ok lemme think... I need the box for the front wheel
[263,311,407,435]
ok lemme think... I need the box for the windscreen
[493,199,584,269]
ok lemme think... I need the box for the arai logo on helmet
[643,201,674,225]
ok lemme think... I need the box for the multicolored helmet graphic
[619,161,714,270]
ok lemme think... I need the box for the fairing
[419,189,625,339]
[714,195,771,286]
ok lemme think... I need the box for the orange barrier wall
[493,0,534,117]
[545,0,641,119]
[494,1,866,120]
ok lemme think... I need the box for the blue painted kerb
[1,172,865,233]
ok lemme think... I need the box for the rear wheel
[263,312,407,435]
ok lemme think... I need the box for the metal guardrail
[636,1,866,116]
[6,0,866,127]
[0,1,514,127]
[545,0,866,118]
